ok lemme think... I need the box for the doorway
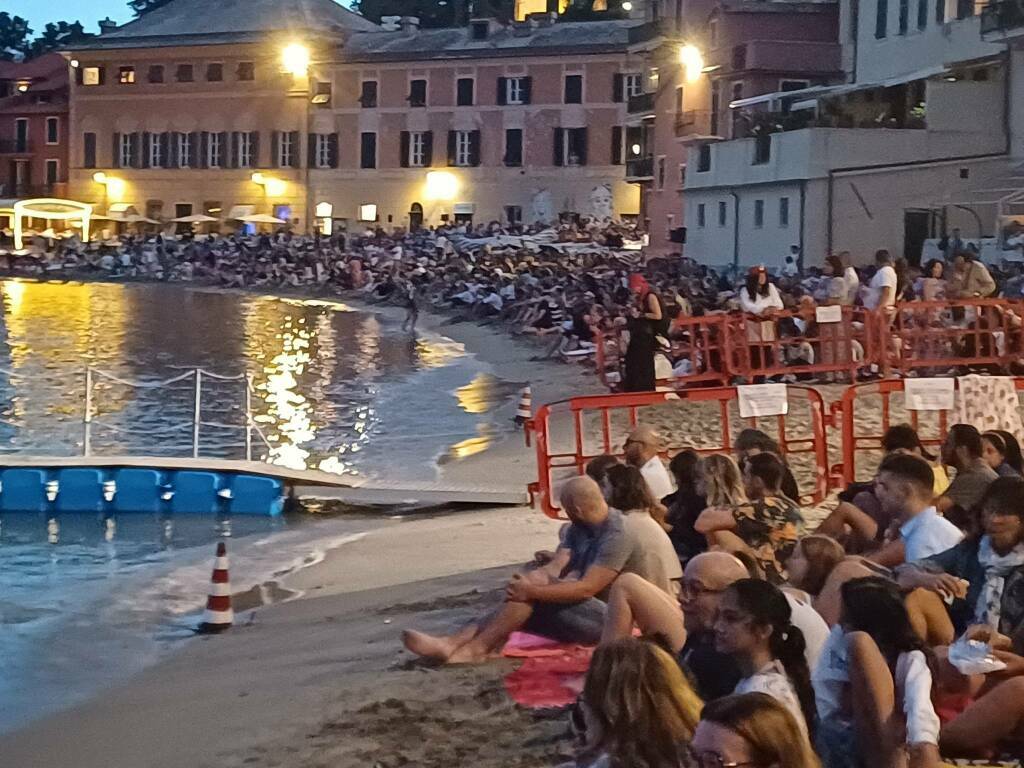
[409,202,423,231]
[903,209,935,267]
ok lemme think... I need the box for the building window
[12,118,26,152]
[918,0,929,27]
[236,132,253,168]
[456,77,474,106]
[504,128,523,167]
[697,144,711,172]
[899,0,909,32]
[780,79,810,92]
[454,130,473,166]
[119,66,135,84]
[611,126,623,165]
[207,132,222,168]
[564,74,583,104]
[697,203,706,227]
[149,134,163,168]
[176,64,194,82]
[505,205,522,226]
[710,88,720,135]
[360,80,377,107]
[554,127,587,166]
[360,132,376,169]
[278,132,294,168]
[408,79,427,107]
[178,132,192,167]
[237,62,255,81]
[45,159,58,185]
[45,117,58,145]
[779,197,790,227]
[753,135,771,165]
[675,86,684,112]
[120,133,133,168]
[207,63,223,82]
[876,0,888,37]
[624,73,643,98]
[405,131,425,167]
[314,134,331,168]
[505,77,527,105]
[82,66,103,86]
[148,65,164,83]
[935,0,944,23]
[753,199,765,228]
[679,163,686,186]
[657,156,666,190]
[956,0,973,18]
[718,201,727,226]
[83,132,97,168]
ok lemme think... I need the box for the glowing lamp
[264,178,287,197]
[425,170,458,201]
[281,43,311,77]
[679,44,704,83]
[622,1,633,9]
[250,172,265,184]
[92,172,107,184]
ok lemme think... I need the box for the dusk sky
[7,0,133,34]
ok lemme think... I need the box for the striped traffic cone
[514,386,532,428]
[197,541,233,634]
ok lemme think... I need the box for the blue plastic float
[0,467,285,516]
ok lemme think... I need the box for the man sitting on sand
[623,425,674,500]
[401,476,680,664]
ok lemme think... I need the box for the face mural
[589,184,614,221]
[530,189,554,224]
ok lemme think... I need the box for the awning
[729,85,834,110]
[789,65,949,110]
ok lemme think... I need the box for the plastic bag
[946,637,1007,675]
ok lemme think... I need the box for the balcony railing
[627,91,656,115]
[625,156,654,179]
[674,110,699,135]
[0,139,31,154]
[981,0,1024,35]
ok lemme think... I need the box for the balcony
[0,139,31,155]
[625,156,654,180]
[981,0,1024,38]
[674,110,699,136]
[0,182,67,198]
[626,91,656,117]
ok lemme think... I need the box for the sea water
[0,280,516,733]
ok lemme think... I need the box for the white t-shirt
[739,283,784,316]
[843,267,860,305]
[640,455,674,500]
[866,265,898,309]
[785,591,830,671]
[735,659,809,739]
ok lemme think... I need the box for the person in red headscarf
[622,274,666,392]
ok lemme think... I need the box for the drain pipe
[799,180,807,271]
[731,190,741,269]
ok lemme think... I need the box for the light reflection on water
[0,280,507,477]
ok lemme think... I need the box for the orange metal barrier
[525,386,830,519]
[833,377,1024,486]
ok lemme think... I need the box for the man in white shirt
[865,249,898,310]
[871,453,963,566]
[622,424,674,500]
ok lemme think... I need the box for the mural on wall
[530,189,554,224]
[588,184,614,221]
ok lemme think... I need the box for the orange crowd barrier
[591,299,1024,392]
[524,386,830,519]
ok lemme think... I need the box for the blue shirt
[900,506,963,563]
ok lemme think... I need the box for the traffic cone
[514,386,532,428]
[197,541,233,634]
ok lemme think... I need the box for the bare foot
[401,629,463,661]
[446,640,497,665]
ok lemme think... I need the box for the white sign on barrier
[815,305,843,324]
[904,377,955,411]
[738,384,789,418]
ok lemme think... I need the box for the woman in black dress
[622,274,665,392]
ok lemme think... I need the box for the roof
[0,53,67,81]
[70,0,378,50]
[341,20,640,62]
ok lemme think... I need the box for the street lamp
[281,43,310,77]
[679,44,704,83]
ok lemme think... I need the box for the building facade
[65,1,641,232]
[0,54,69,199]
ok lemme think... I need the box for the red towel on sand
[501,632,594,708]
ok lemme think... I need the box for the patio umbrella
[170,214,219,223]
[237,214,286,224]
[127,215,161,225]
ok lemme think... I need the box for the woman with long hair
[785,534,953,646]
[734,428,801,502]
[606,463,670,530]
[570,637,702,768]
[981,431,1022,478]
[739,266,784,379]
[665,449,708,560]
[691,692,821,768]
[697,454,747,509]
[814,577,941,768]
[713,578,816,739]
[993,429,1024,474]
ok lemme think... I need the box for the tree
[0,13,32,61]
[128,0,176,16]
[28,21,87,58]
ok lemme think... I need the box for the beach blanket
[501,632,593,708]
[955,375,1023,437]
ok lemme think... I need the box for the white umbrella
[171,214,219,223]
[238,214,286,224]
[127,215,161,225]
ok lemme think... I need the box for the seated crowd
[404,422,1024,768]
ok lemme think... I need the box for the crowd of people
[401,420,1024,768]
[6,222,1024,391]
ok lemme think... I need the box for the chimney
[380,15,400,30]
[399,16,421,34]
[98,17,118,35]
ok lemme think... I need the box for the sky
[7,0,133,35]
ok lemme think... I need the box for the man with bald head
[623,424,675,500]
[402,476,680,663]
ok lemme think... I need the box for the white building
[683,0,1024,269]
